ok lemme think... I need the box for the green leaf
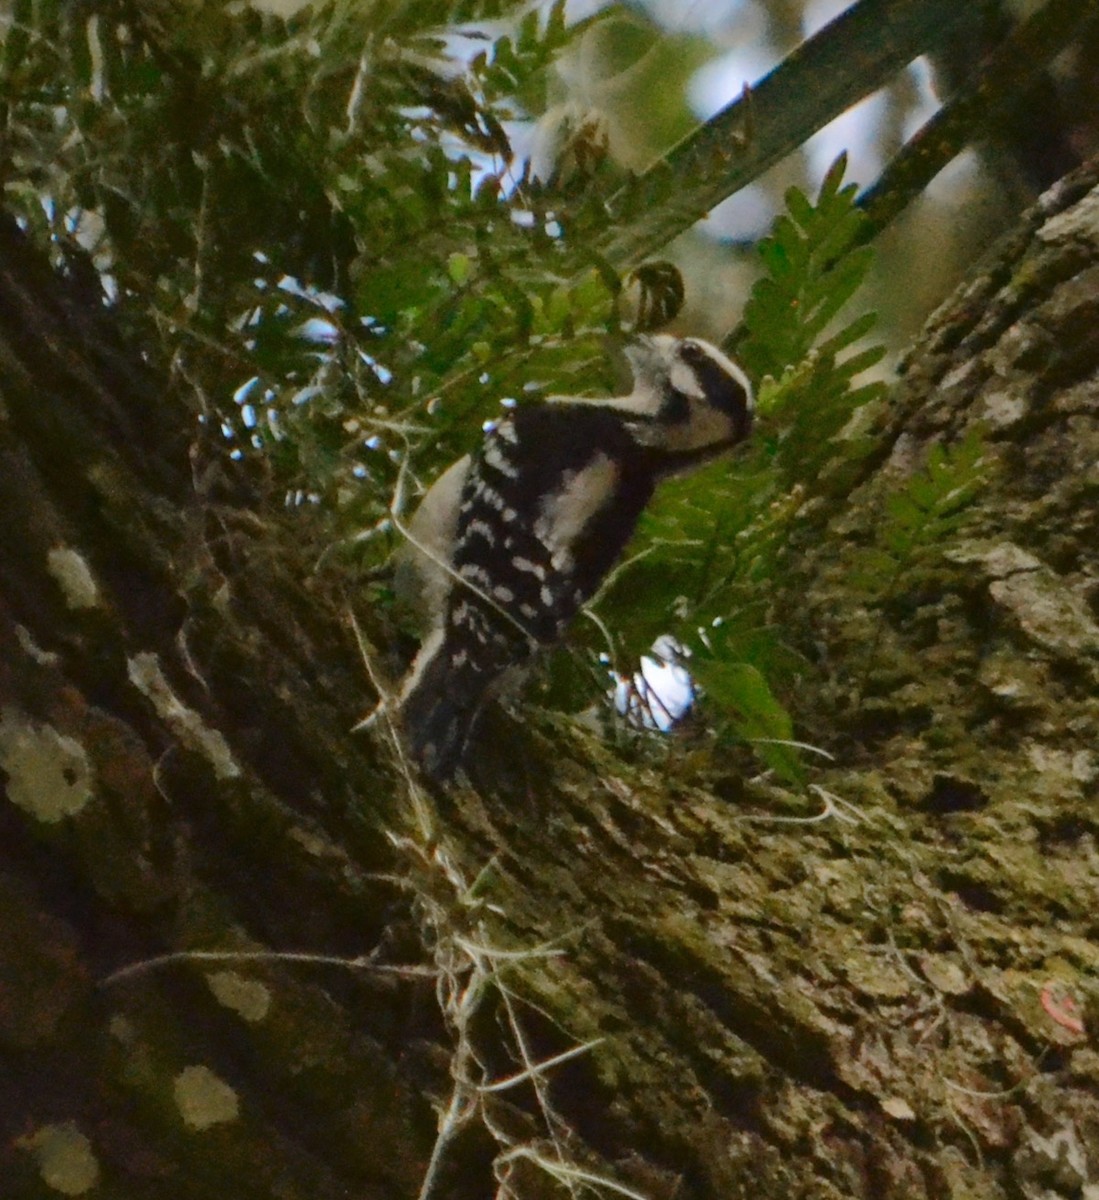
[692,661,803,784]
[817,150,850,204]
[852,428,994,595]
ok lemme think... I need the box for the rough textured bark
[2,158,1098,1200]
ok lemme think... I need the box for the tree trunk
[2,157,1098,1200]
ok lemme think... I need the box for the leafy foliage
[740,155,874,378]
[3,0,624,512]
[599,165,995,781]
[596,156,888,781]
[739,153,887,484]
[849,428,993,599]
[2,4,889,782]
[2,0,726,558]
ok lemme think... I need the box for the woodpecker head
[612,334,753,460]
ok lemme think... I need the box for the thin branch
[349,608,436,841]
[749,737,836,760]
[100,948,435,987]
[453,936,566,962]
[858,0,1099,238]
[598,0,975,269]
[735,782,866,826]
[496,1147,652,1200]
[417,1076,479,1200]
[479,1038,605,1095]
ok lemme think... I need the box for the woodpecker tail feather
[399,631,497,782]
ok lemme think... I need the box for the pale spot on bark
[0,709,92,823]
[174,1065,240,1130]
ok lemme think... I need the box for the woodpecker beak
[620,335,657,384]
[619,334,679,400]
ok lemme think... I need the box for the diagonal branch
[596,0,977,270]
[857,0,1099,238]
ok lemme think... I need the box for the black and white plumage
[396,334,753,781]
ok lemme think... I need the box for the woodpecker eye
[677,341,714,373]
[678,341,748,419]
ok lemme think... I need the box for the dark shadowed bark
[2,158,1098,1200]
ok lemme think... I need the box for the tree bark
[2,157,1098,1199]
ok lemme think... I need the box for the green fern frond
[597,154,888,782]
[885,429,991,564]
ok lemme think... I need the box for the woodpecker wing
[401,403,655,779]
